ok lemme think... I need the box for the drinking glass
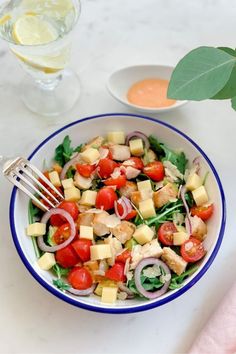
[0,0,81,116]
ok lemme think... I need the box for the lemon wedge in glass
[21,0,74,19]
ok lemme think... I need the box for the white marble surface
[1,0,236,353]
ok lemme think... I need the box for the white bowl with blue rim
[10,113,226,314]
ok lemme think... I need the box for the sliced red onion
[114,197,132,219]
[180,185,192,235]
[67,283,96,296]
[37,208,76,252]
[125,131,150,150]
[118,282,135,298]
[122,196,132,214]
[99,147,109,159]
[134,258,171,299]
[60,153,81,180]
[193,156,201,175]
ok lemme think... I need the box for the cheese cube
[129,139,144,156]
[186,173,202,191]
[133,224,154,245]
[48,171,61,187]
[61,178,74,189]
[137,180,152,192]
[139,198,156,219]
[64,186,81,202]
[192,185,209,206]
[80,225,94,240]
[80,148,100,164]
[101,286,118,304]
[107,131,125,144]
[80,190,97,206]
[37,252,56,270]
[90,244,112,260]
[26,222,46,236]
[173,231,189,245]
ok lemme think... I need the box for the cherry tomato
[95,187,118,210]
[157,222,177,246]
[38,171,50,187]
[116,249,131,263]
[143,161,165,181]
[104,175,127,189]
[72,239,92,262]
[105,262,126,282]
[67,267,93,290]
[50,201,79,227]
[53,223,71,245]
[123,157,144,170]
[97,158,118,179]
[76,163,95,178]
[55,244,79,268]
[116,203,137,220]
[190,204,214,221]
[180,237,206,263]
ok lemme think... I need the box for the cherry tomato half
[53,223,71,245]
[143,161,165,181]
[190,204,214,221]
[157,222,177,246]
[123,157,144,170]
[180,237,206,263]
[72,239,92,262]
[116,249,131,263]
[105,262,126,282]
[97,158,118,179]
[55,244,79,268]
[50,201,79,227]
[76,163,96,178]
[67,267,93,290]
[104,175,127,189]
[95,187,118,210]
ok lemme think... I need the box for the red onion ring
[134,258,171,299]
[60,153,80,180]
[67,283,96,296]
[180,185,192,235]
[193,156,201,175]
[37,208,76,252]
[122,196,132,214]
[114,197,132,219]
[125,131,150,150]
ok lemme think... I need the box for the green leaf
[53,278,70,290]
[160,144,187,175]
[231,96,236,110]
[148,135,163,154]
[52,264,70,278]
[218,47,236,57]
[168,46,236,100]
[54,135,80,167]
[212,65,236,99]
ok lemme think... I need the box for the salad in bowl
[10,113,225,313]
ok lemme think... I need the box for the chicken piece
[110,145,131,161]
[77,212,94,227]
[81,136,104,152]
[130,239,163,269]
[153,183,178,208]
[111,221,136,244]
[161,247,187,275]
[130,245,143,269]
[104,235,123,266]
[74,172,92,190]
[130,191,142,207]
[93,211,110,236]
[190,215,207,241]
[119,181,137,198]
[124,166,141,180]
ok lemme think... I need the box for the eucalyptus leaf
[168,46,236,100]
[218,47,236,57]
[212,65,236,99]
[231,96,236,111]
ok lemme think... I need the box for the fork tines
[3,157,64,211]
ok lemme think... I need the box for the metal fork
[2,156,64,211]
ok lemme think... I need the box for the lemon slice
[21,0,74,18]
[0,14,11,26]
[12,14,58,45]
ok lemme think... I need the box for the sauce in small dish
[127,78,176,108]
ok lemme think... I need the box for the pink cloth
[189,282,236,354]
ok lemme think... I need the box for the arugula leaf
[66,167,76,179]
[169,265,199,290]
[53,278,70,291]
[184,192,195,208]
[148,135,163,154]
[146,200,184,227]
[54,136,83,167]
[127,270,165,298]
[52,264,70,278]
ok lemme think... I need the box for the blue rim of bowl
[9,113,226,314]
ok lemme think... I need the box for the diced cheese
[64,186,81,202]
[186,173,202,191]
[133,224,154,245]
[80,148,100,164]
[107,131,125,144]
[129,138,144,156]
[192,185,209,206]
[48,171,61,187]
[80,225,94,240]
[26,222,46,236]
[101,286,118,304]
[90,244,112,260]
[137,180,152,192]
[173,231,189,245]
[139,198,156,219]
[80,190,97,206]
[74,172,92,190]
[37,252,56,270]
[61,178,74,189]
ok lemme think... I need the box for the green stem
[146,202,183,226]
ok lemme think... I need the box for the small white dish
[107,64,188,113]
